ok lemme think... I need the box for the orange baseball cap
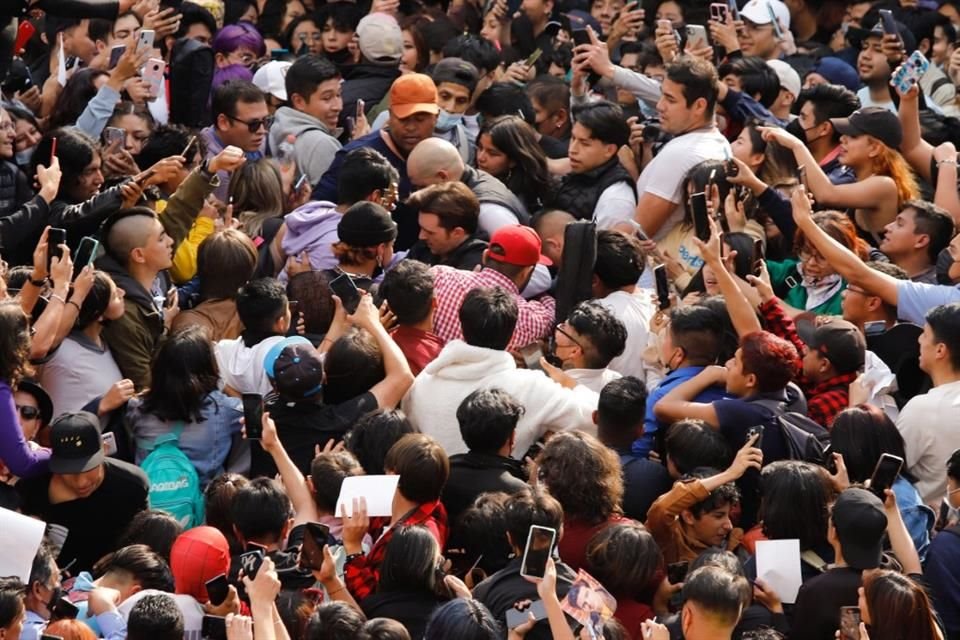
[390,74,440,119]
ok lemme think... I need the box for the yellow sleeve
[170,216,216,284]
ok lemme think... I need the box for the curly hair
[538,431,623,524]
[0,300,31,385]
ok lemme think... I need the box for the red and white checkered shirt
[430,266,556,351]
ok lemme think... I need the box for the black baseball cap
[796,318,866,375]
[337,202,398,248]
[49,412,104,475]
[17,379,54,426]
[831,487,888,570]
[829,106,903,151]
[431,57,480,95]
[263,337,324,400]
[846,18,917,58]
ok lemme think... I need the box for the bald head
[107,212,159,267]
[533,209,575,266]
[407,138,465,188]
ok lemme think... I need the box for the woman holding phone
[853,571,942,640]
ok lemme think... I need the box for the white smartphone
[103,432,118,456]
[685,24,709,50]
[141,58,165,97]
[519,525,556,580]
[136,29,155,54]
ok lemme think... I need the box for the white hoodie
[401,341,599,458]
[215,335,286,395]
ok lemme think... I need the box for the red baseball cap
[487,225,552,267]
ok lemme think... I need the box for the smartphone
[879,9,897,36]
[293,173,309,192]
[136,29,155,54]
[356,98,365,119]
[201,615,227,640]
[51,597,79,621]
[238,548,264,580]
[108,44,126,69]
[50,137,57,162]
[204,574,229,606]
[796,164,807,190]
[823,444,838,475]
[690,191,710,238]
[892,50,930,95]
[47,227,66,271]
[864,320,886,336]
[524,48,543,67]
[519,525,556,580]
[505,600,548,629]
[299,522,330,571]
[518,342,546,372]
[709,3,729,22]
[768,4,783,39]
[141,57,165,97]
[869,453,903,500]
[685,24,709,49]
[242,393,264,440]
[666,561,689,585]
[752,238,764,277]
[103,127,124,150]
[72,236,99,278]
[839,606,861,640]
[727,0,740,21]
[288,299,301,327]
[747,424,764,449]
[654,264,670,310]
[572,28,591,48]
[329,272,362,314]
[102,431,118,456]
[14,21,36,54]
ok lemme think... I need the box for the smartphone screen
[505,600,547,629]
[300,522,330,571]
[752,238,764,276]
[202,615,227,640]
[839,606,861,640]
[204,574,229,606]
[242,393,264,440]
[48,228,66,270]
[72,236,99,279]
[519,525,556,579]
[108,45,126,69]
[654,264,670,310]
[329,273,362,314]
[288,299,301,327]
[666,561,689,585]
[870,453,903,499]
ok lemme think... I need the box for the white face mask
[14,146,35,166]
[435,109,463,132]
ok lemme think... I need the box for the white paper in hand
[57,34,67,87]
[335,475,400,518]
[756,538,803,604]
[0,507,45,581]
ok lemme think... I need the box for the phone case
[892,51,929,95]
[141,58,165,97]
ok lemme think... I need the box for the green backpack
[140,422,204,529]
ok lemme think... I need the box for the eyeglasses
[16,405,40,420]
[798,248,827,264]
[554,323,583,350]
[845,285,868,296]
[226,114,274,133]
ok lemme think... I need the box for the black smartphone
[505,600,548,629]
[879,9,897,36]
[202,615,227,640]
[519,525,556,580]
[242,393,264,440]
[689,191,710,236]
[796,164,807,190]
[869,453,903,500]
[329,272,362,314]
[747,424,764,449]
[572,28,590,47]
[47,227,66,270]
[666,561,689,585]
[72,236,99,279]
[839,606,861,640]
[238,548,264,580]
[108,44,126,69]
[752,238,764,277]
[51,597,79,621]
[204,574,229,606]
[299,522,330,571]
[654,264,670,310]
[288,299,301,326]
[41,635,64,640]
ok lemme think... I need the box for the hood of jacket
[94,252,164,313]
[421,340,516,381]
[283,200,340,247]
[271,107,340,149]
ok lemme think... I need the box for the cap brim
[829,117,861,137]
[391,103,440,119]
[538,254,553,266]
[49,449,104,475]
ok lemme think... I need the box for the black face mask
[325,48,353,65]
[785,117,807,143]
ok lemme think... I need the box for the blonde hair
[228,159,285,239]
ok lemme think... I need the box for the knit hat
[170,526,231,603]
[337,202,398,247]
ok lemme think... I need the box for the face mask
[327,48,352,65]
[435,109,463,133]
[785,118,807,143]
[15,146,35,166]
[46,586,62,612]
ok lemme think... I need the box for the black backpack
[553,221,596,323]
[169,37,214,128]
[751,398,830,465]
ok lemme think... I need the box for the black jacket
[339,64,401,130]
[442,451,527,525]
[550,157,635,221]
[460,166,530,225]
[406,234,488,272]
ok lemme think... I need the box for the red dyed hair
[739,331,800,393]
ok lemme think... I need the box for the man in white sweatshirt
[402,286,598,458]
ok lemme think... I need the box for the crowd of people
[1,0,960,637]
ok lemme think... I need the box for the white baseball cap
[252,60,292,102]
[767,59,801,98]
[740,0,791,29]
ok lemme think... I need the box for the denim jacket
[893,475,935,560]
[129,391,243,486]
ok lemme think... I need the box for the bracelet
[67,300,81,312]
[50,293,67,304]
[938,159,958,167]
[28,275,46,287]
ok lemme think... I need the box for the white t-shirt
[39,333,123,417]
[595,182,638,230]
[599,289,660,388]
[896,379,960,505]
[636,127,731,241]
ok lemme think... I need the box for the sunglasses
[226,114,274,133]
[16,405,40,420]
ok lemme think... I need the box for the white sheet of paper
[756,538,803,604]
[335,475,400,518]
[0,507,45,581]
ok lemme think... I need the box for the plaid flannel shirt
[758,297,855,428]
[430,266,556,351]
[344,500,449,601]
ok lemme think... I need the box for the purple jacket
[0,381,49,477]
[278,200,342,284]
